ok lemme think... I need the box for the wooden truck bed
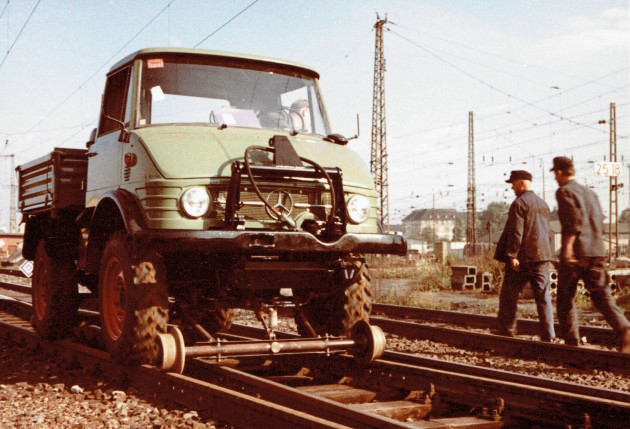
[16,148,88,214]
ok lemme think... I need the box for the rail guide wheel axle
[156,320,386,374]
[351,320,386,364]
[157,326,186,374]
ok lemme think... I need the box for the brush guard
[225,138,347,237]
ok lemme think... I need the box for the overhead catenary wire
[0,0,39,72]
[8,0,262,154]
[194,0,260,48]
[0,1,9,22]
[396,22,623,92]
[5,0,178,153]
[389,28,625,134]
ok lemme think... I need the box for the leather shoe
[493,328,515,338]
[621,328,630,354]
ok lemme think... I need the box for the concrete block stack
[609,272,620,296]
[549,270,620,298]
[451,265,477,291]
[476,272,493,291]
[549,270,558,299]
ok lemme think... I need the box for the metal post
[466,112,477,256]
[370,14,389,232]
[609,102,618,263]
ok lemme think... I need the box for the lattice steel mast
[609,102,618,262]
[466,111,477,256]
[371,14,389,232]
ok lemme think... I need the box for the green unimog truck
[17,47,406,366]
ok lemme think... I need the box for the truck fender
[84,189,147,273]
[22,216,44,260]
[23,211,81,261]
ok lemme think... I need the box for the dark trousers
[497,261,555,341]
[557,257,630,344]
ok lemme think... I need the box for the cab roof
[109,47,320,79]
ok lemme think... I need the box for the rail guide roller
[157,320,386,374]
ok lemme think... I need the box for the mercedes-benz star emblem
[265,190,293,220]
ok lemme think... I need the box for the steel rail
[2,280,628,373]
[370,316,630,374]
[2,297,628,427]
[0,303,354,429]
[228,324,630,428]
[372,302,617,347]
[0,279,616,346]
[0,298,502,428]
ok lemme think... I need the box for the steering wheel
[280,107,304,132]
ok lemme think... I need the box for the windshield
[137,55,330,136]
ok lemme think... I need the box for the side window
[98,67,132,136]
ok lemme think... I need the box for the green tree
[478,201,509,238]
[420,226,434,243]
[452,213,465,241]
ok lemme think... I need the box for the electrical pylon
[371,14,389,232]
[609,102,618,262]
[466,111,477,256]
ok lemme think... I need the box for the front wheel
[98,232,169,364]
[295,257,372,337]
[31,241,79,339]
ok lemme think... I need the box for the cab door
[85,66,133,205]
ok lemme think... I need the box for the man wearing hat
[494,170,555,341]
[551,156,630,352]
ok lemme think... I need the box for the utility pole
[466,111,477,256]
[1,152,17,233]
[609,102,619,262]
[371,14,389,232]
[432,193,436,244]
[9,154,16,233]
[540,158,546,202]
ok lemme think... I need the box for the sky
[0,0,628,230]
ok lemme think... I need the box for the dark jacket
[494,190,552,263]
[556,179,606,258]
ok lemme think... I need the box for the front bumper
[132,230,407,256]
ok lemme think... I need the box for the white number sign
[595,162,621,177]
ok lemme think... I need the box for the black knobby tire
[202,305,234,334]
[295,258,372,337]
[98,232,169,364]
[31,241,79,339]
[340,258,372,335]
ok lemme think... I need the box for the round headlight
[180,187,210,218]
[346,195,370,224]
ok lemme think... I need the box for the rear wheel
[31,241,79,339]
[99,232,169,364]
[295,257,372,337]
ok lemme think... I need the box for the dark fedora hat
[550,156,573,172]
[505,170,532,183]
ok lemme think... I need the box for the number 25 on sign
[595,162,621,177]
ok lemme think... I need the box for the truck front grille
[215,187,332,224]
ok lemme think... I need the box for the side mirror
[325,114,359,145]
[86,128,97,148]
[324,134,349,145]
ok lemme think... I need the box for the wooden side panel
[17,148,88,214]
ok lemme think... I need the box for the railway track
[370,309,630,375]
[372,303,617,347]
[1,282,629,427]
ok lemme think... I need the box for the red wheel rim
[102,256,126,341]
[32,255,47,322]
